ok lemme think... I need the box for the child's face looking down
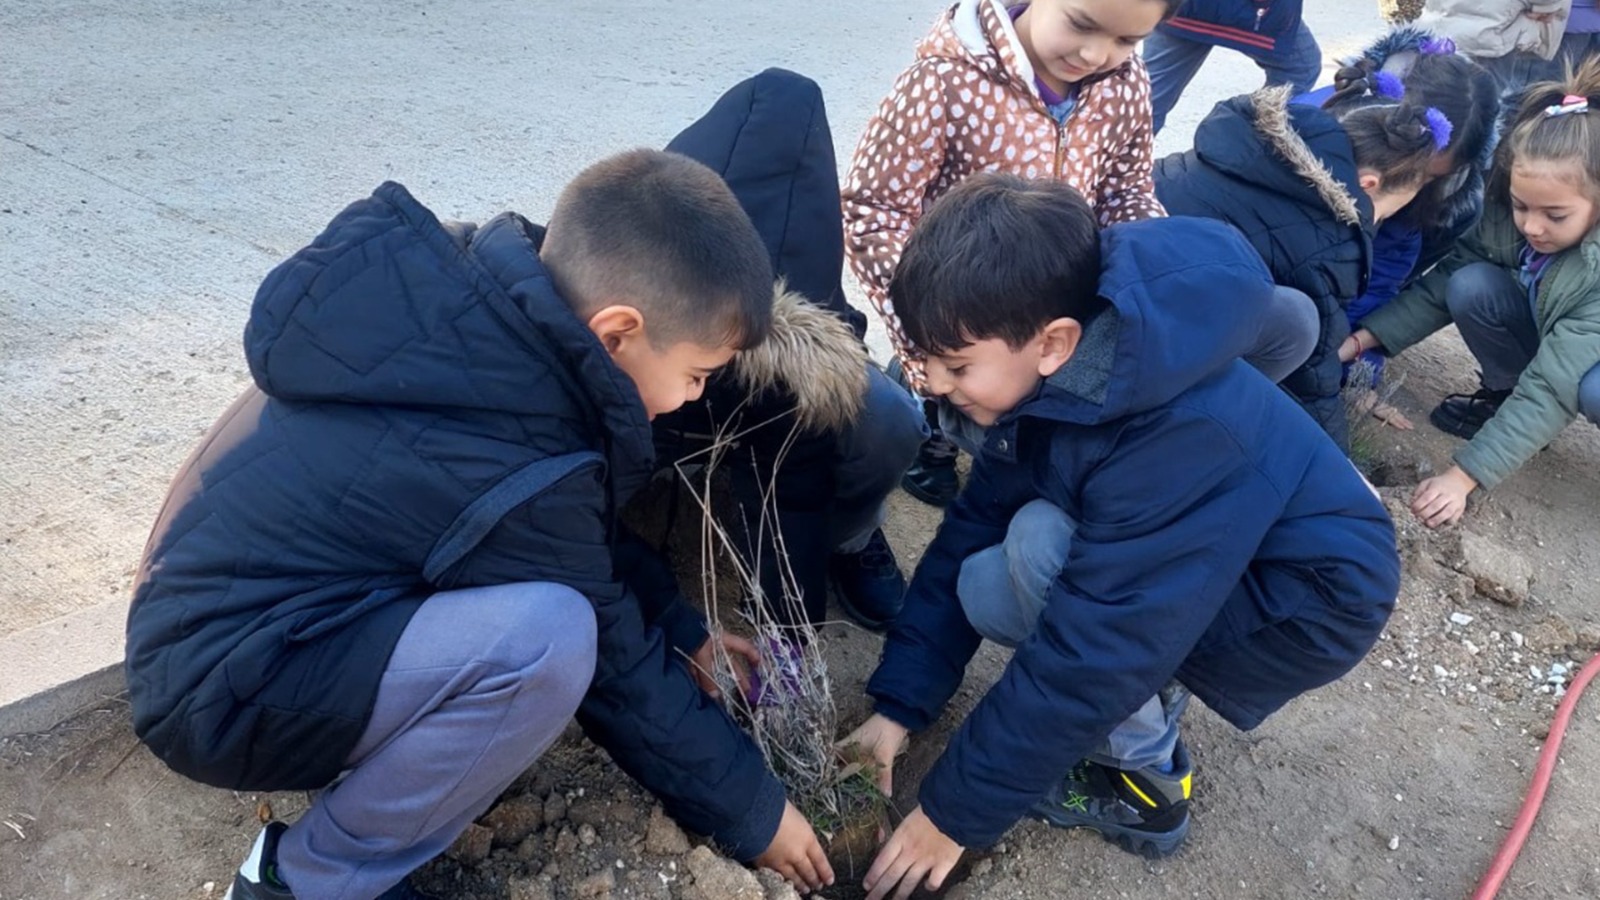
[921,319,1082,426]
[1510,160,1600,255]
[587,305,734,419]
[1013,0,1167,95]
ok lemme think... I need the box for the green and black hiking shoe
[1030,742,1193,859]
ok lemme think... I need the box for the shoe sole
[1029,808,1190,859]
[899,476,954,508]
[828,579,893,632]
[1428,406,1484,440]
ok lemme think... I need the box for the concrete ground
[0,0,1378,724]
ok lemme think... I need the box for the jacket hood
[730,281,867,432]
[244,182,655,493]
[1195,86,1371,229]
[1015,216,1277,426]
[917,0,1132,100]
[664,68,869,433]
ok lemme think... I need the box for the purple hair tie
[1374,71,1405,100]
[1424,107,1455,152]
[1419,36,1457,56]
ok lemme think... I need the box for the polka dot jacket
[842,0,1165,388]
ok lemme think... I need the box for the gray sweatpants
[276,582,597,900]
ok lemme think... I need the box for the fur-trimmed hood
[1194,85,1371,229]
[729,281,868,433]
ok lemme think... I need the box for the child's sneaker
[223,822,294,899]
[1029,742,1193,859]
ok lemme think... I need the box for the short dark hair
[542,149,772,350]
[889,174,1104,355]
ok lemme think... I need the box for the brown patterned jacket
[843,0,1165,388]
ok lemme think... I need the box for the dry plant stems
[669,408,887,858]
[1342,357,1408,472]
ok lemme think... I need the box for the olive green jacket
[1361,196,1600,489]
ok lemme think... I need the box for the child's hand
[863,805,964,900]
[753,800,834,894]
[1412,466,1478,529]
[687,632,759,701]
[838,713,909,796]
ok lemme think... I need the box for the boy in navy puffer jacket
[126,149,839,900]
[840,175,1399,900]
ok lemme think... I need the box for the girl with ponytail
[1346,57,1600,527]
[1154,79,1451,448]
[1304,37,1502,430]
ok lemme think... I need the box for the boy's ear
[587,304,647,356]
[1036,317,1083,378]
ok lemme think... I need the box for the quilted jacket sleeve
[842,59,954,390]
[435,470,785,861]
[866,452,1034,732]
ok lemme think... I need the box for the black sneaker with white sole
[223,822,294,900]
[223,822,444,899]
[1029,742,1193,859]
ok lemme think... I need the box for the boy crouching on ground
[125,150,834,900]
[843,174,1401,899]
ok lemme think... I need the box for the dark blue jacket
[1158,0,1305,62]
[124,183,784,860]
[1154,87,1376,448]
[866,217,1399,849]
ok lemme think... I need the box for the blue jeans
[954,499,1187,771]
[835,365,930,552]
[1144,22,1323,133]
[1445,262,1600,424]
[276,582,597,900]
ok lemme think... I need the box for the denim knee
[1002,499,1076,606]
[850,365,930,480]
[1445,263,1519,324]
[1580,363,1600,427]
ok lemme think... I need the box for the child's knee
[1580,364,1600,426]
[463,583,597,704]
[1002,499,1076,598]
[528,586,598,709]
[856,366,931,469]
[1444,263,1513,317]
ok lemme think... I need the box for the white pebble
[1433,665,1451,679]
[1388,835,1401,851]
[1464,640,1481,655]
[1394,793,1404,802]
[1381,659,1395,669]
[1449,612,1475,626]
[1512,632,1525,648]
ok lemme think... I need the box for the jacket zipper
[1254,2,1269,32]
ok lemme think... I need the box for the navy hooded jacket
[1157,0,1306,62]
[1154,87,1377,448]
[124,183,785,860]
[865,217,1399,849]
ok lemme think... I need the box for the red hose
[1471,651,1600,900]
